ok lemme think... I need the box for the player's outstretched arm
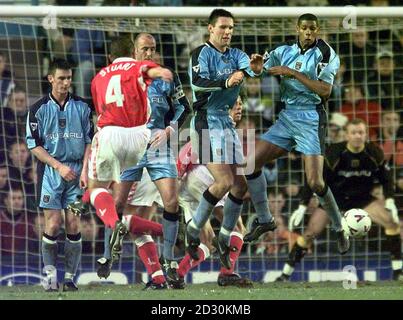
[250,53,264,75]
[268,66,332,99]
[147,66,173,82]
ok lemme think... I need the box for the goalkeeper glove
[385,198,399,224]
[288,204,307,231]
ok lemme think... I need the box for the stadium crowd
[0,1,402,285]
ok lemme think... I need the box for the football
[342,209,372,238]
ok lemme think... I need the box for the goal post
[0,5,402,18]
[0,5,402,285]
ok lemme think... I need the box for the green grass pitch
[0,281,402,300]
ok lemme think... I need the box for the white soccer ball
[342,209,372,238]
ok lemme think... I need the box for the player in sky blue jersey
[243,13,350,255]
[26,59,93,292]
[186,9,263,270]
[94,33,191,290]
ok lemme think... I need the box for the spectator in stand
[339,28,376,84]
[283,179,301,213]
[146,0,183,6]
[0,163,8,207]
[71,17,107,98]
[377,111,403,167]
[24,161,38,214]
[255,189,299,255]
[1,88,29,144]
[7,141,31,183]
[81,215,104,255]
[367,51,403,111]
[395,167,403,218]
[244,77,276,129]
[29,213,46,254]
[329,57,346,112]
[340,82,381,139]
[368,0,403,67]
[0,52,15,107]
[327,112,348,144]
[0,185,35,256]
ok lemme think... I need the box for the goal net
[0,6,402,285]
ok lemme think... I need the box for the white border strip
[0,6,401,18]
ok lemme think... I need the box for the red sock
[136,235,166,284]
[82,189,90,203]
[178,244,209,278]
[128,215,163,237]
[90,189,119,229]
[220,232,243,275]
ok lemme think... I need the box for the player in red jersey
[87,37,173,261]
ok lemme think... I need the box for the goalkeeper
[277,119,402,281]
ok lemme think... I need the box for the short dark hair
[12,86,26,95]
[48,58,71,76]
[297,13,319,26]
[208,9,234,26]
[6,181,23,194]
[109,36,134,60]
[346,118,368,131]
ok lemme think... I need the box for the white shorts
[179,165,227,224]
[127,168,163,207]
[88,125,151,182]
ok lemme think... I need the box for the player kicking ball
[87,37,173,263]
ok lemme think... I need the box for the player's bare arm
[250,53,264,74]
[30,146,77,182]
[147,66,173,82]
[80,144,91,189]
[268,66,332,99]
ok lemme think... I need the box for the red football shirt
[91,57,158,128]
[177,141,200,178]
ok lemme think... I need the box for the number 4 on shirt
[105,74,125,107]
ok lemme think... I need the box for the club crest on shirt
[351,159,360,168]
[317,62,328,73]
[192,64,200,73]
[59,119,66,128]
[30,122,38,131]
[295,61,302,71]
[43,195,50,203]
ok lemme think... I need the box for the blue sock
[162,211,179,260]
[220,193,243,245]
[64,233,82,279]
[317,185,342,231]
[103,227,112,260]
[246,171,272,223]
[187,189,220,239]
[42,233,58,267]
